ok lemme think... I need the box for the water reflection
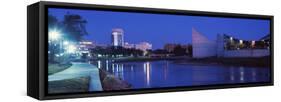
[230,67,235,82]
[97,60,101,69]
[239,67,244,82]
[144,62,151,86]
[92,60,270,89]
[252,68,257,81]
[163,61,168,80]
[106,60,109,71]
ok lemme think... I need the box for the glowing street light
[239,40,243,44]
[63,41,69,45]
[230,37,233,41]
[67,44,77,53]
[49,29,61,40]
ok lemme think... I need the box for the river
[94,60,270,89]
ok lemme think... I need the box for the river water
[95,60,270,89]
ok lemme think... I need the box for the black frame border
[39,1,274,100]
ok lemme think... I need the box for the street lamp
[63,41,69,45]
[67,44,77,54]
[49,29,60,41]
[49,29,62,63]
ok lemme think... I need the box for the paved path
[48,62,103,91]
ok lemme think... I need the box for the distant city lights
[251,41,255,47]
[239,40,243,44]
[230,37,233,41]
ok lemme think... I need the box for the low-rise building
[135,42,152,51]
[123,42,135,49]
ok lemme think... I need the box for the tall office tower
[111,28,124,47]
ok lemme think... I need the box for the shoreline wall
[223,49,269,58]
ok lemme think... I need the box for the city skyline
[47,7,271,94]
[49,8,270,49]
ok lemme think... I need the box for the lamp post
[49,29,60,41]
[67,44,77,54]
[49,29,62,63]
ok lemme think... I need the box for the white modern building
[111,28,124,47]
[192,28,217,58]
[192,28,270,58]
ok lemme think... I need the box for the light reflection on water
[144,62,151,86]
[93,60,270,89]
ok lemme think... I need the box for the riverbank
[174,56,270,68]
[48,68,131,94]
[96,56,269,68]
[48,62,131,93]
[99,69,132,91]
[109,56,190,63]
[48,63,72,75]
[48,76,90,94]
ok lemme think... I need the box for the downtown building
[111,28,152,51]
[164,43,191,53]
[111,28,124,47]
[164,44,177,52]
[123,42,135,49]
[78,40,95,58]
[135,42,152,51]
[124,42,153,51]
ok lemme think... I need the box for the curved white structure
[192,28,216,58]
[192,28,269,58]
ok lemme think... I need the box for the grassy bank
[48,77,90,94]
[99,69,131,91]
[48,63,72,75]
[174,56,270,68]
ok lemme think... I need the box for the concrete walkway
[48,62,103,91]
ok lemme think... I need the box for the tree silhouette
[63,13,88,42]
[173,45,186,56]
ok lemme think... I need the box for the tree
[48,15,59,28]
[187,44,193,56]
[153,49,169,54]
[173,45,186,56]
[63,13,88,42]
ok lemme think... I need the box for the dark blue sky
[49,8,270,49]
